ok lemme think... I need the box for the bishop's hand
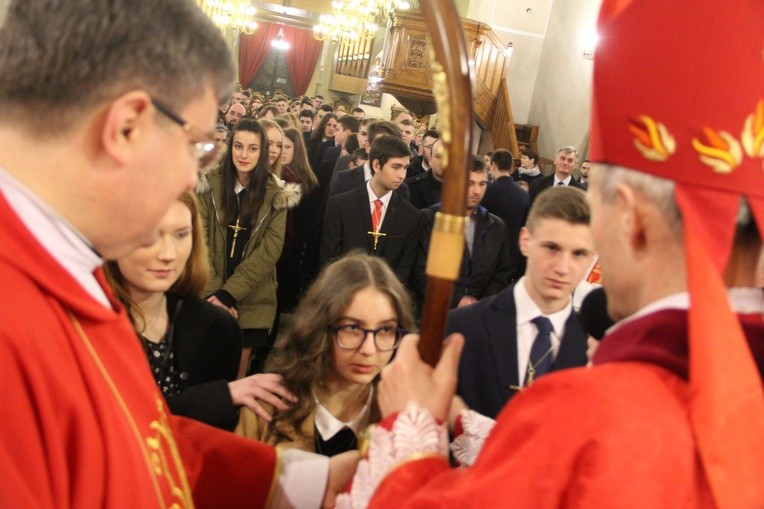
[377,333,464,422]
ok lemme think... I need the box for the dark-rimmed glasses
[329,324,406,352]
[150,97,222,171]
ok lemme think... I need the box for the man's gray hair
[557,145,578,155]
[0,0,235,133]
[596,164,683,236]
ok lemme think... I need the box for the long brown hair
[265,252,415,441]
[283,127,318,193]
[310,112,337,142]
[220,118,270,228]
[104,191,209,331]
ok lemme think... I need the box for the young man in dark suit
[528,145,587,205]
[449,186,595,418]
[320,135,421,284]
[482,149,530,279]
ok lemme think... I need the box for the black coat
[416,205,513,308]
[528,174,586,205]
[481,176,530,279]
[320,186,421,284]
[160,293,241,430]
[405,171,442,210]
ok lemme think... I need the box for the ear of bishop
[589,1,764,506]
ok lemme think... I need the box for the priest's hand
[323,450,360,509]
[378,333,464,422]
[228,373,297,421]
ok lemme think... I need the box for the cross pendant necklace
[228,218,247,258]
[510,344,555,392]
[366,230,386,251]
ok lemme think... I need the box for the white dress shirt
[366,179,393,230]
[513,276,572,384]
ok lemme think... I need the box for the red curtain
[238,22,282,87]
[281,26,324,96]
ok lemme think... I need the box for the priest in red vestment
[336,1,764,507]
[0,1,356,507]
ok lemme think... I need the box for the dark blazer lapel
[485,286,521,400]
[553,308,588,370]
[355,186,374,251]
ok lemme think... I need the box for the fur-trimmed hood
[196,168,302,211]
[270,173,302,210]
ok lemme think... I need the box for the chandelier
[198,0,258,35]
[313,0,410,45]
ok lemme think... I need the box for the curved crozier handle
[417,0,474,366]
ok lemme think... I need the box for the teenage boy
[321,135,420,283]
[450,186,594,418]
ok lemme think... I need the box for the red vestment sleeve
[172,415,278,508]
[365,365,714,508]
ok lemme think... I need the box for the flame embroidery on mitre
[691,127,743,174]
[741,99,764,158]
[628,115,676,161]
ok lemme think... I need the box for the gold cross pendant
[526,365,536,385]
[367,230,386,251]
[228,218,247,258]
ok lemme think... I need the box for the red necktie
[372,199,383,232]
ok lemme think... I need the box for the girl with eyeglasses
[235,252,414,457]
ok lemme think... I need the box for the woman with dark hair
[198,119,300,377]
[106,192,295,430]
[236,253,415,457]
[306,112,337,167]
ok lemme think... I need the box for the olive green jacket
[198,169,300,329]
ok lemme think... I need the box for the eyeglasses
[150,97,222,171]
[329,323,406,352]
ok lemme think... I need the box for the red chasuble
[0,193,277,508]
[367,310,764,508]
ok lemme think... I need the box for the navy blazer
[448,283,588,419]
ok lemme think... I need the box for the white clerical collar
[0,166,109,307]
[607,292,690,335]
[728,287,764,314]
[314,388,373,440]
[514,276,572,337]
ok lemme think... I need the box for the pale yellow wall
[466,0,601,160]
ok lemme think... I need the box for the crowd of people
[1,0,762,507]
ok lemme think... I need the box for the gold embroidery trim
[264,446,284,508]
[68,310,193,508]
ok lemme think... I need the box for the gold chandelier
[198,0,258,35]
[313,0,410,45]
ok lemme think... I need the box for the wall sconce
[581,30,599,61]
